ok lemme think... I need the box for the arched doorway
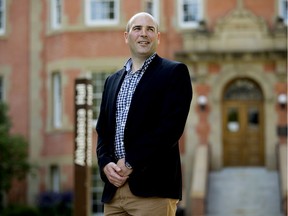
[222,78,264,166]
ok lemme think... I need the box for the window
[145,0,159,23]
[91,166,104,215]
[227,108,239,132]
[51,0,62,29]
[279,0,288,24]
[0,76,3,101]
[85,0,119,26]
[0,0,5,35]
[179,0,203,28]
[248,107,259,129]
[50,165,60,192]
[224,79,263,101]
[92,72,111,122]
[52,72,62,128]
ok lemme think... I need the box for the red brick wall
[244,0,276,27]
[275,83,288,144]
[207,0,237,29]
[195,85,211,145]
[0,0,30,137]
[0,0,30,204]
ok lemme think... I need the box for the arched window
[224,79,263,101]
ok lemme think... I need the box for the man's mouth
[138,41,150,45]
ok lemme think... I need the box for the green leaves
[0,102,31,192]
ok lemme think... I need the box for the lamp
[197,95,207,111]
[278,94,287,109]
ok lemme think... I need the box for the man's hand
[117,158,133,177]
[103,162,128,187]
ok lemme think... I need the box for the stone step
[207,167,283,216]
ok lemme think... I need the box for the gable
[181,6,287,53]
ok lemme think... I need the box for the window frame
[92,72,111,126]
[91,166,104,215]
[50,0,62,30]
[0,0,6,35]
[52,72,62,129]
[178,0,203,28]
[0,76,3,102]
[50,165,61,193]
[144,0,160,24]
[85,0,119,26]
[279,0,288,24]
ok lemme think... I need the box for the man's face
[124,14,160,59]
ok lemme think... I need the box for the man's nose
[140,28,148,36]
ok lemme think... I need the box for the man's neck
[131,57,145,73]
[130,53,156,73]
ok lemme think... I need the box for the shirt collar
[124,58,133,73]
[124,53,156,74]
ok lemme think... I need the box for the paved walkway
[207,167,283,216]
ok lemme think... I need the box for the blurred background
[0,0,287,215]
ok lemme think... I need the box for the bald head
[126,12,159,32]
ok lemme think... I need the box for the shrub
[1,204,40,216]
[37,191,73,216]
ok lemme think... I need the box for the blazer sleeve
[96,76,114,182]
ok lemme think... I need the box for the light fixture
[278,93,287,109]
[197,95,207,111]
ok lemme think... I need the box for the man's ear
[124,32,128,44]
[157,32,160,45]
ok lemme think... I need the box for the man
[96,12,192,215]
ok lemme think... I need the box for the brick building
[0,0,287,215]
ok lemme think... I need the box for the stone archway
[208,66,277,169]
[222,78,264,166]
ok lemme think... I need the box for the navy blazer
[96,55,193,203]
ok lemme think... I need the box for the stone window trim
[85,0,119,27]
[50,0,62,30]
[50,164,61,193]
[144,0,160,24]
[0,75,4,102]
[92,72,111,128]
[0,0,6,35]
[278,0,288,25]
[52,72,63,129]
[178,0,203,29]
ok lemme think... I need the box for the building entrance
[222,79,264,166]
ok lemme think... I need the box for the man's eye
[148,27,155,32]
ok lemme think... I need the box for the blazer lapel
[132,55,161,97]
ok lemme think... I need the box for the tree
[0,102,31,210]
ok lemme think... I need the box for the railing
[278,143,287,215]
[190,144,209,216]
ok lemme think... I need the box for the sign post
[74,78,93,216]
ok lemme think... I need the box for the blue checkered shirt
[114,53,156,159]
